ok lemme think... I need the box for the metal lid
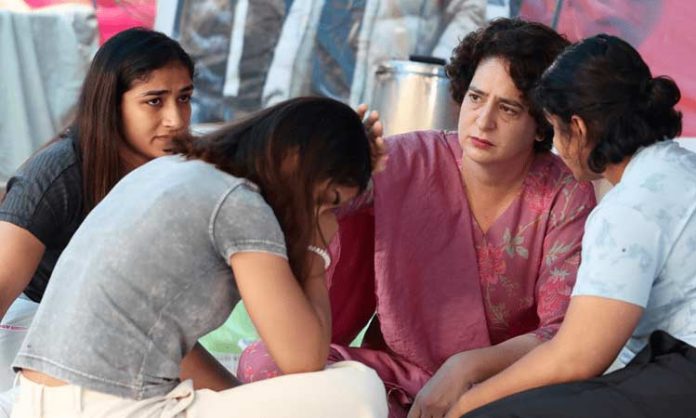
[376,59,447,78]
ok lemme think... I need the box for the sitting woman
[0,27,196,390]
[11,97,387,417]
[238,18,597,418]
[447,34,694,418]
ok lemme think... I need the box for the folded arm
[445,295,642,417]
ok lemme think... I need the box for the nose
[162,102,186,131]
[475,101,496,131]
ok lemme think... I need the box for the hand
[356,104,388,174]
[443,397,472,418]
[408,354,474,418]
[315,210,339,246]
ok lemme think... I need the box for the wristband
[307,245,331,270]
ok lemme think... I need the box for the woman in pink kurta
[238,19,596,418]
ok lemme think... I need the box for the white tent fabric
[0,5,98,184]
[156,0,485,122]
[262,0,486,109]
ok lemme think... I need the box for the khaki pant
[11,361,387,418]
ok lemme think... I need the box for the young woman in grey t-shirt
[12,97,388,417]
[0,28,196,390]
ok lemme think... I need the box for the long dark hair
[73,27,194,211]
[536,34,682,173]
[169,97,372,282]
[446,18,570,152]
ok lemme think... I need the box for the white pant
[0,297,38,390]
[0,297,38,418]
[11,361,388,418]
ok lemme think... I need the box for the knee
[236,341,281,383]
[326,361,388,418]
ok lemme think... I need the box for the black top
[0,136,84,302]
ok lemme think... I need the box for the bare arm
[179,342,240,390]
[408,334,541,418]
[230,250,330,374]
[447,334,542,385]
[0,221,45,320]
[445,296,642,417]
[229,211,337,375]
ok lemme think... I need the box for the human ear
[570,115,589,149]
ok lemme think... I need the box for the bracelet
[307,245,331,270]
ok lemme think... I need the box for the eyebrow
[140,84,194,97]
[468,86,525,110]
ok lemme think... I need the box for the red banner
[520,0,695,136]
[25,0,155,44]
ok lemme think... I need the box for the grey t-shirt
[0,135,84,302]
[15,156,287,400]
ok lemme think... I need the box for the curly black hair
[536,34,682,173]
[446,18,569,152]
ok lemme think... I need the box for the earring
[535,136,544,142]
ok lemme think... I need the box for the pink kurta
[238,131,596,415]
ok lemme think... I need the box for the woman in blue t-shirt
[443,34,695,418]
[0,28,198,390]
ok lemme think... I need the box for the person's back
[16,155,284,399]
[574,140,696,365]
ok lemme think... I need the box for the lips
[470,136,494,148]
[151,136,175,152]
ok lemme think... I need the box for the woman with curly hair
[237,18,597,418]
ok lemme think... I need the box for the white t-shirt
[573,140,696,366]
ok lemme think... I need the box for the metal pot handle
[408,55,446,66]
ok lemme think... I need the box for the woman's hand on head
[356,104,388,174]
[230,252,330,374]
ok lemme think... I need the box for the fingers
[410,395,452,418]
[355,104,388,173]
[364,109,380,125]
[368,116,383,138]
[356,103,369,120]
[407,403,421,418]
[371,131,388,174]
[408,404,446,418]
[356,102,379,130]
